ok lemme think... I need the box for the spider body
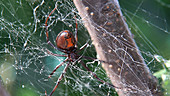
[56,30,77,53]
[45,6,116,96]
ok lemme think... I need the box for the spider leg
[45,26,58,50]
[45,6,58,50]
[49,63,70,96]
[48,58,68,78]
[79,60,118,88]
[81,55,96,60]
[46,49,67,57]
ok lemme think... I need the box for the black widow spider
[45,6,116,96]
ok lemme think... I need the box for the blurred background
[0,0,170,96]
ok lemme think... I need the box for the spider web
[0,0,170,96]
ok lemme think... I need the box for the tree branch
[73,0,162,96]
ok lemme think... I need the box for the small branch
[73,0,162,96]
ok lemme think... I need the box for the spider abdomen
[56,30,76,53]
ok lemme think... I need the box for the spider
[45,7,116,96]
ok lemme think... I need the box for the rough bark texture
[73,0,162,96]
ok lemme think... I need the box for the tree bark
[73,0,162,96]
